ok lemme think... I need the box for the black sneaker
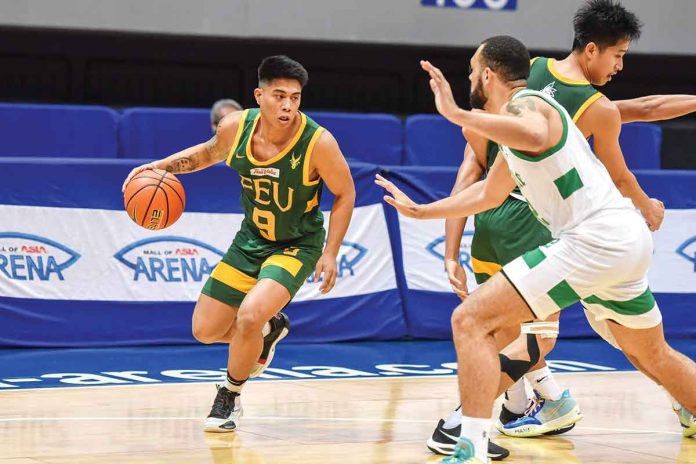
[203,385,243,432]
[426,418,510,461]
[496,403,524,430]
[249,312,290,378]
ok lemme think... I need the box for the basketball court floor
[2,339,695,463]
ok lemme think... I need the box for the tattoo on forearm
[204,135,231,161]
[164,154,201,173]
[506,98,537,117]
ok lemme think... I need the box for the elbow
[611,170,636,192]
[527,129,548,152]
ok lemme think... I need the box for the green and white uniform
[202,109,326,307]
[500,89,661,329]
[470,143,552,284]
[470,57,601,284]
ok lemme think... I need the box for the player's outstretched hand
[375,173,423,218]
[445,259,469,301]
[420,60,460,121]
[122,162,158,192]
[314,253,338,294]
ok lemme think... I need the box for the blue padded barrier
[619,122,662,170]
[0,103,119,158]
[404,114,466,167]
[118,107,211,159]
[0,158,406,347]
[306,111,404,165]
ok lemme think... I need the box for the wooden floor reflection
[1,372,694,463]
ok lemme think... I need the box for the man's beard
[469,78,487,109]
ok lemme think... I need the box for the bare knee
[451,300,500,339]
[235,307,267,337]
[192,321,225,344]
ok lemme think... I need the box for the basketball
[123,169,186,230]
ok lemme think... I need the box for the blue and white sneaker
[500,389,582,438]
[676,405,696,438]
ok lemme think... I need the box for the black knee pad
[499,334,541,381]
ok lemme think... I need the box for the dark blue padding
[118,107,212,159]
[619,122,662,170]
[0,103,119,158]
[306,111,403,165]
[404,114,467,167]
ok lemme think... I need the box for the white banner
[399,215,478,292]
[400,210,696,295]
[648,210,696,293]
[0,204,396,301]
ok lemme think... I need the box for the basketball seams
[124,169,185,230]
[140,170,168,228]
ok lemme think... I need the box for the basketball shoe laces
[210,386,235,418]
[524,396,543,416]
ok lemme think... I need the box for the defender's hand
[643,198,665,231]
[375,174,423,218]
[421,60,461,121]
[445,259,469,301]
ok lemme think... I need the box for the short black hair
[573,0,642,51]
[258,55,309,87]
[480,35,530,83]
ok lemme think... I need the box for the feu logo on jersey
[290,152,302,170]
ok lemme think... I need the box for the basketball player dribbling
[122,55,355,432]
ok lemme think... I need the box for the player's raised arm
[580,97,665,230]
[310,131,356,294]
[121,112,241,191]
[615,95,696,123]
[420,60,551,154]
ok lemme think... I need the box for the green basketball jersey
[527,57,603,123]
[225,109,325,242]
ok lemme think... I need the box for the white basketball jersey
[499,89,633,237]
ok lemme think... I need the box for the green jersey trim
[226,109,250,167]
[245,112,308,166]
[507,90,569,162]
[547,58,591,86]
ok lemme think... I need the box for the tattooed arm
[122,112,241,191]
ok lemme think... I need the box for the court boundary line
[0,369,641,393]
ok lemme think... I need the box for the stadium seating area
[0,103,663,168]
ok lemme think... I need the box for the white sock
[525,366,563,400]
[459,415,491,462]
[443,405,462,429]
[261,321,271,337]
[504,378,533,414]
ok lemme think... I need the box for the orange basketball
[124,169,186,230]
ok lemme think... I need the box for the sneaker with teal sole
[441,437,490,464]
[676,406,696,438]
[501,389,582,438]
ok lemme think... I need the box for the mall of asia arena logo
[0,232,80,281]
[306,241,367,282]
[676,236,696,272]
[426,232,474,272]
[114,237,224,282]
